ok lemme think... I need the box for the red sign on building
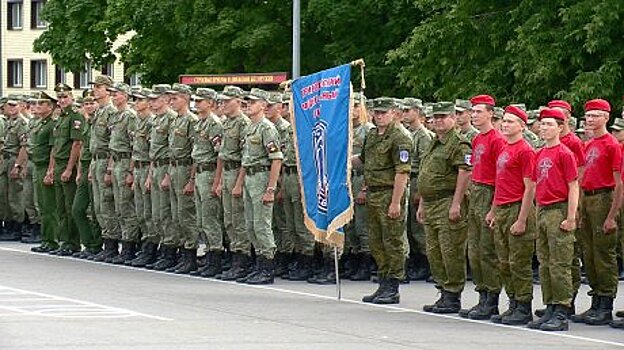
[179,72,288,86]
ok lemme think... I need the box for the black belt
[111,152,131,161]
[583,187,613,196]
[153,159,170,167]
[472,182,494,189]
[223,160,242,171]
[284,166,297,175]
[171,158,192,167]
[134,160,150,168]
[497,200,522,208]
[421,190,455,202]
[352,168,364,176]
[368,185,394,193]
[245,165,270,176]
[196,162,217,173]
[539,201,567,211]
[93,151,108,160]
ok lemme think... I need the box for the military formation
[2,76,624,332]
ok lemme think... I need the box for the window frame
[7,59,24,88]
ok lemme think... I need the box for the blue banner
[291,64,353,246]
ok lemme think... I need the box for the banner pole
[334,246,341,301]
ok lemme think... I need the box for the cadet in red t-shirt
[461,94,506,320]
[571,99,622,326]
[527,108,579,332]
[486,105,536,326]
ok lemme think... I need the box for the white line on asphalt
[1,245,622,347]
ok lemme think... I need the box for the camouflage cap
[610,118,624,131]
[510,103,527,111]
[82,89,96,102]
[107,82,131,94]
[33,91,57,103]
[148,84,171,98]
[90,75,114,86]
[54,83,74,97]
[166,83,193,96]
[130,85,142,95]
[218,85,246,100]
[192,87,218,101]
[131,88,152,99]
[371,97,400,112]
[432,101,455,116]
[454,99,471,112]
[267,91,283,104]
[7,93,23,104]
[402,97,423,110]
[281,91,292,104]
[527,110,539,125]
[493,107,504,119]
[353,92,367,104]
[244,88,270,101]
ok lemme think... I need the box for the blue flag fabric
[291,64,353,247]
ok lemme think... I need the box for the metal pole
[292,0,301,79]
[334,246,341,301]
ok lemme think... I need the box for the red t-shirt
[561,132,586,167]
[532,144,578,206]
[471,128,506,186]
[494,139,536,205]
[581,133,622,191]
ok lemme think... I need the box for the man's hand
[510,219,527,236]
[388,203,401,219]
[61,168,72,183]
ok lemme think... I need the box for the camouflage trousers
[407,178,425,256]
[150,163,174,246]
[423,196,467,293]
[222,168,250,254]
[367,189,407,280]
[195,168,223,252]
[112,158,141,242]
[273,180,291,254]
[0,157,24,223]
[536,203,575,306]
[579,191,618,298]
[467,183,501,293]
[282,171,315,256]
[493,202,535,303]
[91,158,119,240]
[345,174,370,254]
[23,161,39,224]
[134,163,156,244]
[170,164,197,250]
[243,170,276,259]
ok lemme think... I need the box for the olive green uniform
[219,113,251,254]
[271,117,291,254]
[1,115,29,224]
[192,113,223,251]
[23,116,39,226]
[169,111,198,250]
[90,103,119,240]
[52,107,84,251]
[418,128,471,293]
[132,112,155,243]
[109,107,140,243]
[31,115,57,249]
[408,125,434,256]
[242,116,283,259]
[460,125,479,143]
[523,129,544,149]
[361,122,413,280]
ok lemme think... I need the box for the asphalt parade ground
[0,242,623,349]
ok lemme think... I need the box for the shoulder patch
[73,120,82,130]
[266,141,279,154]
[399,150,410,163]
[464,154,472,166]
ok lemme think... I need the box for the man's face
[133,98,149,113]
[352,103,362,122]
[57,95,73,109]
[431,113,456,133]
[5,103,20,116]
[456,110,471,126]
[266,102,282,118]
[169,94,188,112]
[93,84,109,100]
[401,109,415,125]
[539,118,561,142]
[373,109,394,128]
[611,128,624,143]
[471,104,493,128]
[501,114,524,138]
[111,91,127,106]
[281,103,290,120]
[83,101,98,115]
[195,99,213,114]
[584,111,609,131]
[223,98,240,116]
[247,99,266,116]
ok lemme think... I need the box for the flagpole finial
[350,59,366,92]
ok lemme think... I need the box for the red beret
[539,108,566,122]
[584,99,611,113]
[547,100,572,112]
[504,105,528,123]
[470,94,495,107]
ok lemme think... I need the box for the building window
[74,63,92,89]
[31,60,47,89]
[8,1,23,30]
[128,73,141,86]
[7,60,23,88]
[31,0,47,29]
[101,63,114,77]
[55,66,66,85]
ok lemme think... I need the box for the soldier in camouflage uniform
[418,102,472,314]
[21,94,41,243]
[107,82,140,264]
[188,88,224,277]
[456,99,479,142]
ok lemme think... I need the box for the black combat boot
[363,279,386,303]
[610,316,624,329]
[236,257,261,283]
[527,304,554,329]
[111,241,137,264]
[144,245,166,269]
[423,290,446,312]
[540,305,569,331]
[174,249,198,274]
[459,291,486,318]
[469,291,500,320]
[288,254,314,281]
[31,243,54,253]
[570,295,598,323]
[246,256,275,285]
[130,242,158,267]
[153,245,178,271]
[432,291,461,314]
[93,239,119,262]
[166,248,186,272]
[350,253,372,281]
[274,252,290,277]
[221,253,251,281]
[372,278,400,304]
[501,301,532,325]
[21,222,41,243]
[585,296,613,326]
[218,253,241,280]
[0,221,20,241]
[194,251,223,278]
[491,298,517,323]
[342,252,358,279]
[313,256,337,285]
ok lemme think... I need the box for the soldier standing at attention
[127,88,158,267]
[21,95,41,243]
[355,97,412,304]
[571,99,622,326]
[72,89,102,259]
[526,108,579,332]
[487,105,536,326]
[215,86,251,281]
[418,102,471,313]
[48,83,84,256]
[237,88,283,285]
[30,92,58,253]
[455,99,478,142]
[107,82,140,264]
[188,88,224,278]
[89,75,120,262]
[460,95,506,320]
